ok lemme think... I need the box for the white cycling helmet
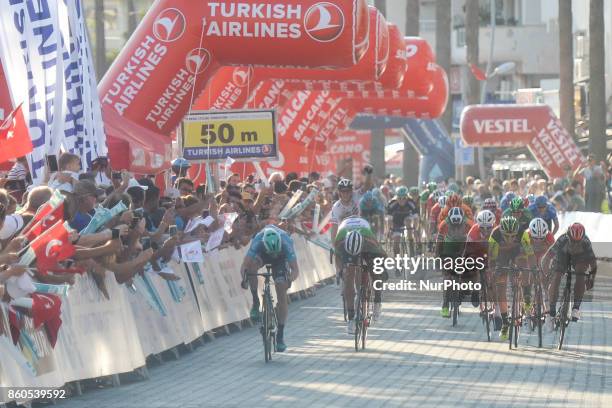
[438,196,447,207]
[529,217,549,239]
[344,230,363,256]
[448,207,464,225]
[476,210,495,228]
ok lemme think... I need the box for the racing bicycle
[248,265,277,363]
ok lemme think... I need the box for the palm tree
[559,0,575,140]
[126,0,138,39]
[94,0,107,79]
[588,0,606,160]
[436,0,452,134]
[403,0,420,186]
[465,0,479,106]
[369,0,387,180]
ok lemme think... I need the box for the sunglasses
[502,232,517,238]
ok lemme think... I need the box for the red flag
[469,64,487,81]
[31,293,62,328]
[23,202,65,242]
[8,307,21,345]
[21,191,65,238]
[0,104,33,163]
[28,221,75,274]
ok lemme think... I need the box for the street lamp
[480,61,516,103]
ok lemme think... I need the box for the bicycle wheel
[451,289,459,327]
[557,285,571,351]
[509,285,518,350]
[262,296,271,363]
[535,282,543,348]
[268,296,276,360]
[342,294,348,322]
[480,274,491,342]
[354,293,362,352]
[361,287,369,350]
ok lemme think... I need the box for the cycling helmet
[409,186,419,195]
[567,223,585,241]
[500,216,519,234]
[527,194,536,205]
[396,186,408,198]
[448,207,465,225]
[337,178,353,191]
[344,230,363,256]
[171,157,191,168]
[447,183,459,193]
[483,198,497,211]
[427,182,437,192]
[262,227,282,254]
[476,210,495,229]
[462,195,474,206]
[447,193,462,208]
[361,190,374,204]
[431,190,441,201]
[444,190,454,198]
[535,195,548,208]
[438,196,447,207]
[529,218,549,240]
[510,197,524,211]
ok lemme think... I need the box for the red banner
[402,37,435,96]
[460,104,585,178]
[192,66,256,111]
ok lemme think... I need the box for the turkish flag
[28,220,75,274]
[469,64,487,81]
[31,293,62,328]
[21,191,65,238]
[0,104,33,163]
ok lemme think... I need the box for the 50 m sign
[182,110,277,162]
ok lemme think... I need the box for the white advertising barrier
[0,236,335,404]
[557,212,612,258]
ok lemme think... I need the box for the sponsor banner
[182,110,277,161]
[401,37,436,97]
[460,104,585,178]
[320,130,371,176]
[193,66,256,111]
[201,0,370,68]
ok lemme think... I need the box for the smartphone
[169,225,177,236]
[141,236,151,251]
[46,155,59,173]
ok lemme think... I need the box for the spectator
[176,177,195,196]
[69,181,98,232]
[580,154,606,212]
[49,152,81,193]
[564,187,586,211]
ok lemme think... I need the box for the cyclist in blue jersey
[240,225,300,352]
[528,195,559,234]
[499,191,516,212]
[359,190,385,237]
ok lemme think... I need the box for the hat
[242,192,253,201]
[128,178,148,190]
[171,157,191,168]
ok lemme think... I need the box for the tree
[559,0,575,140]
[402,0,421,186]
[588,0,606,160]
[465,0,480,106]
[374,0,386,17]
[94,0,107,79]
[369,0,388,181]
[126,0,138,40]
[436,0,452,135]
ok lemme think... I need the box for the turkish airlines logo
[186,48,212,75]
[304,2,345,43]
[153,8,186,43]
[232,66,253,88]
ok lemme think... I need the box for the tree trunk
[588,0,607,160]
[559,0,575,140]
[126,0,138,39]
[403,0,421,186]
[436,0,452,134]
[374,0,386,17]
[465,0,480,106]
[94,0,107,79]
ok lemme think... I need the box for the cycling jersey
[464,224,490,260]
[247,225,297,267]
[419,190,431,204]
[499,193,515,212]
[330,198,359,225]
[527,203,558,229]
[359,195,385,218]
[488,227,534,266]
[334,216,386,260]
[548,233,596,271]
[387,198,419,230]
[437,220,472,257]
[529,231,555,259]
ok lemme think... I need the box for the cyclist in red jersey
[482,198,501,226]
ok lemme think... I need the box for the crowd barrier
[1,211,609,403]
[0,235,335,404]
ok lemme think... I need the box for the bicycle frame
[248,265,277,363]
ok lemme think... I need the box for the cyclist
[502,197,533,231]
[465,210,496,314]
[429,196,446,245]
[330,178,359,242]
[240,226,300,352]
[483,198,502,226]
[499,191,516,212]
[436,207,474,317]
[359,190,385,238]
[542,223,597,327]
[420,182,437,217]
[334,216,387,333]
[387,186,420,265]
[488,216,536,340]
[528,195,559,235]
